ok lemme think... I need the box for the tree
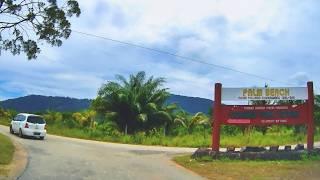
[71,110,96,128]
[0,0,80,59]
[92,71,173,134]
[0,108,10,119]
[174,111,209,134]
[161,103,178,136]
[43,111,62,124]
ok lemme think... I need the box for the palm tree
[174,110,209,134]
[92,71,173,134]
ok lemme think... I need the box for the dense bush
[96,121,121,137]
[221,125,241,136]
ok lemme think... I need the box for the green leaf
[137,113,148,122]
[146,103,158,112]
[174,118,187,128]
[0,0,81,59]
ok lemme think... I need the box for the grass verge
[173,155,320,179]
[0,118,10,126]
[0,133,14,176]
[47,124,320,148]
[1,118,320,148]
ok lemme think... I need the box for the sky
[1,0,320,101]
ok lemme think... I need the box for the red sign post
[212,82,315,151]
[212,83,222,151]
[307,82,314,150]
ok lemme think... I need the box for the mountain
[0,95,91,113]
[0,94,213,114]
[166,94,213,114]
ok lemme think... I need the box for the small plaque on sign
[221,87,307,101]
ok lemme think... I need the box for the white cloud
[1,0,320,100]
[177,37,210,58]
[289,72,310,86]
[74,0,288,46]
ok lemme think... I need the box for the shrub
[133,132,146,144]
[63,119,79,128]
[96,121,121,137]
[221,125,241,136]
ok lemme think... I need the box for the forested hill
[0,94,213,114]
[166,94,213,114]
[0,95,91,113]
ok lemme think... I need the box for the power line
[72,30,292,85]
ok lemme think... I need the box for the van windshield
[27,116,46,124]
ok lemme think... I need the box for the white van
[10,113,47,140]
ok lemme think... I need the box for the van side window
[20,115,26,121]
[15,115,25,121]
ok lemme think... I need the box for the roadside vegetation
[1,71,320,148]
[0,133,14,176]
[173,155,320,179]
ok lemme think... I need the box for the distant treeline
[0,94,213,114]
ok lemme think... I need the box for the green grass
[2,117,320,148]
[0,133,14,164]
[220,131,310,147]
[0,118,10,126]
[0,133,14,176]
[46,124,320,148]
[174,155,320,179]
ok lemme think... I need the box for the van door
[14,115,26,132]
[18,115,26,130]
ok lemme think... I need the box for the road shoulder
[0,133,28,180]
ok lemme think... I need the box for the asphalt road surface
[0,125,202,180]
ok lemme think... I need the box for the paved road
[0,125,202,180]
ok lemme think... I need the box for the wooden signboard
[212,82,314,151]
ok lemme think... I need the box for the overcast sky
[1,0,320,100]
